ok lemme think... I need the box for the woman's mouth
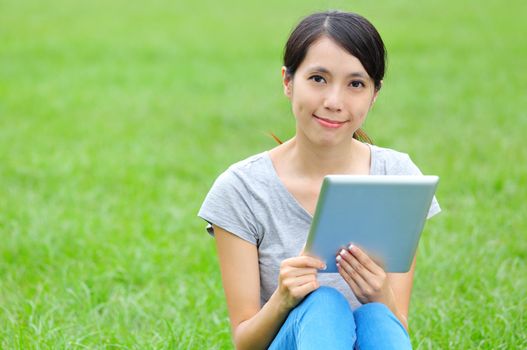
[313,114,349,129]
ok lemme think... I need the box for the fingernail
[336,255,342,262]
[348,244,354,251]
[339,249,347,256]
[322,264,327,270]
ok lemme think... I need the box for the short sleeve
[393,153,442,219]
[198,169,260,245]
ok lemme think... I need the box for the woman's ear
[282,66,293,99]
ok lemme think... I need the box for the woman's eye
[350,80,365,88]
[309,75,326,84]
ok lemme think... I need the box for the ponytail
[269,132,283,144]
[353,128,373,144]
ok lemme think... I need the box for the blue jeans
[268,286,412,350]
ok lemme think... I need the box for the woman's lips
[313,114,349,129]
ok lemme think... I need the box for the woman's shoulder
[222,151,270,178]
[212,151,272,189]
[199,152,271,244]
[370,143,409,159]
[369,144,422,175]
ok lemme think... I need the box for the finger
[347,244,384,275]
[336,252,370,291]
[291,279,319,298]
[284,274,317,288]
[285,256,326,270]
[337,262,361,294]
[338,248,375,282]
[286,267,319,278]
[345,252,383,288]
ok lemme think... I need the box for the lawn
[1,0,526,348]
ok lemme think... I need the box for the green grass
[1,0,526,348]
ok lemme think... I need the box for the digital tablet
[305,175,439,273]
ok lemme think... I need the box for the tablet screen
[305,175,439,273]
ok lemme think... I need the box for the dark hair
[279,11,387,144]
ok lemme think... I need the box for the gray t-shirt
[198,144,441,309]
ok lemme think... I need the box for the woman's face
[283,36,379,147]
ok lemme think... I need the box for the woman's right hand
[275,255,327,311]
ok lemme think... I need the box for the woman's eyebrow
[307,66,368,78]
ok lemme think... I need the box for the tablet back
[306,175,439,273]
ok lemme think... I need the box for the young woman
[199,10,440,350]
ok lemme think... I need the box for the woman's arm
[214,225,286,350]
[386,255,417,329]
[214,225,324,350]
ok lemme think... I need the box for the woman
[199,10,440,350]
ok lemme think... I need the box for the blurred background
[1,0,526,348]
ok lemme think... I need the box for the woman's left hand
[336,244,395,307]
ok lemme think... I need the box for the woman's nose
[323,87,343,112]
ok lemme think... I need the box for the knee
[353,303,411,348]
[301,286,351,314]
[291,286,355,331]
[355,302,390,316]
[354,302,407,333]
[354,302,392,322]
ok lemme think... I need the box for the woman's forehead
[300,37,368,76]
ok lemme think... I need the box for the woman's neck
[280,135,369,180]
